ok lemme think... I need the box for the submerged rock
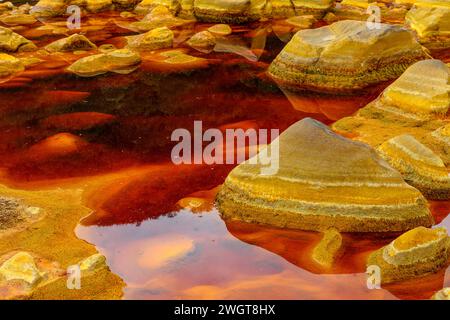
[285,15,317,29]
[208,23,232,36]
[312,228,343,269]
[45,34,97,52]
[0,53,24,78]
[126,26,173,50]
[406,4,450,50]
[0,252,44,286]
[0,26,37,52]
[193,0,266,23]
[268,20,428,93]
[377,135,450,200]
[367,227,450,284]
[216,118,432,232]
[431,287,450,300]
[186,30,216,51]
[67,48,141,77]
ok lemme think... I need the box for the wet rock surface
[268,20,428,93]
[216,117,433,232]
[367,227,450,284]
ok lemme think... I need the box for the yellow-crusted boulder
[0,53,24,78]
[377,134,450,199]
[67,48,141,77]
[45,34,97,52]
[268,20,428,93]
[406,3,450,50]
[0,26,37,52]
[193,0,266,23]
[0,252,44,286]
[216,117,433,232]
[431,287,450,300]
[367,227,450,283]
[291,0,333,17]
[126,26,173,50]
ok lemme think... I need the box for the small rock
[45,34,97,53]
[0,26,37,52]
[0,53,24,78]
[285,15,316,29]
[377,134,450,200]
[0,252,44,286]
[98,43,117,53]
[80,253,107,272]
[431,287,450,300]
[312,228,343,269]
[126,26,174,51]
[67,48,141,77]
[186,30,216,51]
[0,13,37,26]
[207,24,232,36]
[367,227,450,284]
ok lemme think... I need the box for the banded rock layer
[332,59,450,169]
[268,20,428,93]
[367,227,450,283]
[406,3,450,50]
[377,135,450,199]
[216,118,433,233]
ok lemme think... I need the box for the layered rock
[45,34,97,52]
[377,134,450,199]
[186,30,216,52]
[208,23,232,36]
[67,48,141,77]
[332,60,449,159]
[193,0,266,23]
[0,53,24,78]
[126,26,173,50]
[406,4,450,50]
[367,227,450,283]
[31,0,67,17]
[113,0,141,10]
[134,0,181,14]
[216,118,433,233]
[129,5,190,32]
[291,0,334,18]
[85,0,113,12]
[332,0,408,23]
[270,0,296,18]
[268,20,428,93]
[0,26,37,52]
[0,13,37,25]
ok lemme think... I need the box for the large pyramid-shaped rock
[216,118,433,232]
[268,20,428,93]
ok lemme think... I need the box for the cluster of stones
[27,0,335,22]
